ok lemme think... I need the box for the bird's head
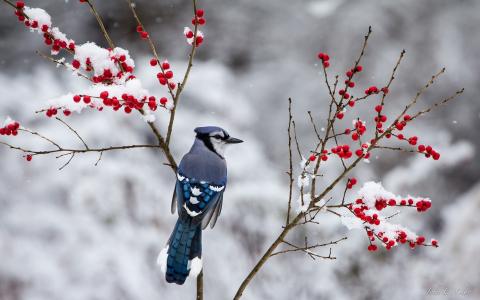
[194,126,243,158]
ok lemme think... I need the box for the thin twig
[36,51,91,81]
[84,0,115,49]
[55,117,89,150]
[18,128,61,150]
[286,98,294,226]
[307,111,322,141]
[94,151,103,166]
[166,0,200,146]
[270,237,347,258]
[58,152,75,170]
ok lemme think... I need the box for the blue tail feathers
[165,219,202,285]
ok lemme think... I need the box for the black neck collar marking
[197,133,223,158]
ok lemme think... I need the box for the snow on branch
[1,0,205,172]
[234,26,462,299]
[343,181,437,251]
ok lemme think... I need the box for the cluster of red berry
[0,121,20,136]
[184,9,206,47]
[14,2,75,55]
[331,144,353,159]
[70,92,168,115]
[348,196,436,251]
[136,25,149,39]
[317,52,331,68]
[366,230,437,251]
[151,60,176,90]
[346,178,357,189]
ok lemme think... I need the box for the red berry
[195,36,203,46]
[355,65,363,72]
[16,1,24,9]
[150,58,158,66]
[169,82,177,90]
[73,95,81,103]
[63,109,71,116]
[309,154,316,162]
[196,9,204,17]
[26,154,32,161]
[351,132,359,141]
[140,31,149,39]
[323,61,330,68]
[159,97,168,105]
[136,25,143,32]
[431,239,438,247]
[186,31,194,38]
[416,236,425,245]
[83,95,91,104]
[388,199,396,206]
[346,71,353,78]
[165,70,174,79]
[198,18,206,25]
[72,59,81,69]
[317,52,324,60]
[348,81,355,88]
[403,114,411,121]
[162,61,170,70]
[375,105,383,113]
[100,91,109,99]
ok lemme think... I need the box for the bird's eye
[212,135,222,140]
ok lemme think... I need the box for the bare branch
[84,0,116,49]
[270,236,347,258]
[286,98,294,226]
[166,0,200,146]
[36,51,91,81]
[55,117,89,150]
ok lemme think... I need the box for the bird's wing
[174,172,225,227]
[208,194,223,229]
[170,183,177,214]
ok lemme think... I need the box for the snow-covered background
[0,0,479,299]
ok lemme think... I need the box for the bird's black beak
[225,136,243,144]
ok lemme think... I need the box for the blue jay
[158,126,243,285]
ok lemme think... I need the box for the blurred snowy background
[0,0,479,299]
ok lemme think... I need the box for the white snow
[357,181,428,208]
[340,216,363,230]
[297,174,310,188]
[188,257,203,277]
[296,193,311,213]
[156,246,169,275]
[184,27,204,45]
[24,7,52,27]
